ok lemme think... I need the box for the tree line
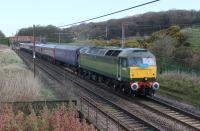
[16,10,200,41]
[69,10,200,39]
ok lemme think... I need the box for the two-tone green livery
[78,46,159,96]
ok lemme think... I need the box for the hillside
[182,27,200,49]
[69,10,200,40]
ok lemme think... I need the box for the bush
[148,25,186,47]
[0,105,96,131]
[91,39,150,48]
[150,35,175,63]
[173,47,200,69]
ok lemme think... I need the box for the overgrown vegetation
[0,104,96,131]
[158,71,200,106]
[0,46,42,102]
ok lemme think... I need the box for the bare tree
[150,35,176,73]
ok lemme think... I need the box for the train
[19,42,159,96]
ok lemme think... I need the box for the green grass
[158,71,200,107]
[40,87,56,100]
[182,27,200,49]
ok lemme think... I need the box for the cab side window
[121,58,127,68]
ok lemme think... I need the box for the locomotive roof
[83,46,154,58]
[118,48,154,58]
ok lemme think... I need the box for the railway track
[18,50,200,130]
[103,84,200,130]
[18,51,159,130]
[98,79,200,130]
[139,97,200,130]
[80,94,157,131]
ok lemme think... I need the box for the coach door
[117,58,122,80]
[118,57,127,81]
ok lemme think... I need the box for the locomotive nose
[152,82,159,90]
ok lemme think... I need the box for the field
[182,27,200,49]
[158,71,200,106]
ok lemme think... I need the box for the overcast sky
[0,0,199,36]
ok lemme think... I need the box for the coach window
[121,58,127,68]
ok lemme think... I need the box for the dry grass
[158,71,200,106]
[159,71,200,85]
[0,47,42,102]
[0,71,41,102]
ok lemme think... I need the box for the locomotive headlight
[152,82,159,90]
[131,82,139,91]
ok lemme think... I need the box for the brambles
[0,105,96,131]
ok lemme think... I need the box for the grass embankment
[0,45,54,102]
[158,71,200,106]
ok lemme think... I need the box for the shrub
[91,39,150,48]
[173,47,200,69]
[148,25,186,47]
[0,105,96,131]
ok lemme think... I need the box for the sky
[0,0,199,36]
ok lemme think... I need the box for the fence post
[118,120,120,131]
[96,108,98,125]
[106,113,109,131]
[88,103,89,118]
[80,97,82,112]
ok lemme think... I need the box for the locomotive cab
[118,49,159,96]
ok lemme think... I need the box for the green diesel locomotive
[78,46,159,96]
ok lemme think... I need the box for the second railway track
[136,97,200,130]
